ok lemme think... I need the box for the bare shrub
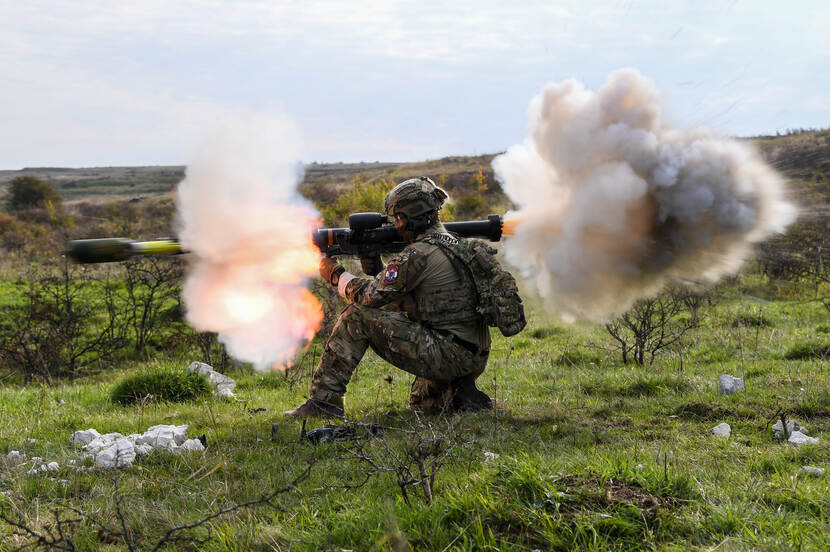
[605,287,705,365]
[0,261,127,382]
[0,460,315,551]
[121,257,184,354]
[335,417,468,506]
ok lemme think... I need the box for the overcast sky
[1,0,827,169]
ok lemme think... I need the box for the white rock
[712,423,732,438]
[216,388,235,399]
[772,419,804,438]
[7,450,23,460]
[126,434,141,443]
[134,444,153,456]
[718,375,745,394]
[94,438,136,469]
[46,462,59,471]
[179,439,205,453]
[27,465,49,475]
[84,434,119,454]
[801,466,825,476]
[483,451,500,462]
[788,431,819,446]
[208,371,236,391]
[137,424,189,450]
[26,438,37,444]
[187,361,214,376]
[31,457,43,464]
[70,428,102,447]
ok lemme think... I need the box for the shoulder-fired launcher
[65,213,505,264]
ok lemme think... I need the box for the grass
[110,363,211,405]
[0,274,829,550]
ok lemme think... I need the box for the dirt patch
[673,401,733,421]
[555,475,671,519]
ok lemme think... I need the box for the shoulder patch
[384,263,399,283]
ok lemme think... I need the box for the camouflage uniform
[309,220,491,413]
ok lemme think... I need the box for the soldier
[284,177,494,418]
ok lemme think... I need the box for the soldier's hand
[319,256,346,286]
[359,254,383,277]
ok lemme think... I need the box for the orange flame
[184,203,324,368]
[503,216,563,236]
[502,217,523,236]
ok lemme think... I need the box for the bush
[317,177,395,226]
[5,175,62,212]
[0,262,126,382]
[111,366,211,405]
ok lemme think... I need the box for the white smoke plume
[176,116,323,369]
[494,69,797,320]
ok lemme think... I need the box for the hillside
[1,131,827,215]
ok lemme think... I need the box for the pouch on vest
[423,235,527,337]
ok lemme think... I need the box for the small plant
[111,365,210,405]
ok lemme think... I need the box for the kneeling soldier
[285,177,493,418]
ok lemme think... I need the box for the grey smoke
[493,69,797,320]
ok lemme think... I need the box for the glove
[359,254,384,277]
[319,256,346,286]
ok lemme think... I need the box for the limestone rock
[216,387,235,399]
[179,439,206,453]
[136,425,188,451]
[718,375,744,394]
[712,423,731,438]
[95,438,136,469]
[772,420,803,440]
[801,466,825,476]
[187,361,236,396]
[70,429,102,447]
[788,431,819,446]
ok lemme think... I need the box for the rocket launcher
[65,213,507,264]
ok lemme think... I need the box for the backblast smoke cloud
[494,69,797,320]
[176,117,323,369]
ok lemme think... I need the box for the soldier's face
[393,213,407,235]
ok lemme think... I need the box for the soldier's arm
[338,246,428,307]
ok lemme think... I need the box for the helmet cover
[384,177,449,219]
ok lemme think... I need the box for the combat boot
[409,377,452,415]
[451,375,492,412]
[283,396,345,419]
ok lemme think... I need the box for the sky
[1,0,828,169]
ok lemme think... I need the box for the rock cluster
[771,419,819,445]
[70,425,205,469]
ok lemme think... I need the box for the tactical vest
[422,233,527,337]
[410,241,480,326]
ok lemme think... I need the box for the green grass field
[1,273,828,551]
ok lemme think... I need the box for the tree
[5,175,62,212]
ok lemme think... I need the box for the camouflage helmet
[384,177,449,219]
